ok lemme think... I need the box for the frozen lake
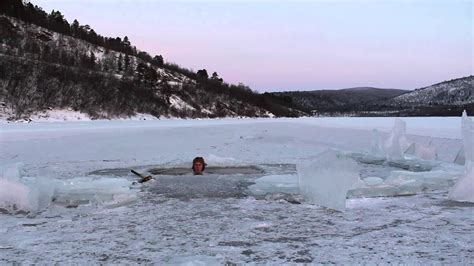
[0,117,473,264]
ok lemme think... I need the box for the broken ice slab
[349,166,463,198]
[361,176,384,186]
[385,169,460,191]
[348,152,436,172]
[348,152,386,165]
[247,174,299,196]
[53,177,136,207]
[297,150,360,211]
[386,158,435,172]
[348,184,417,198]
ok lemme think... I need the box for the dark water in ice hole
[87,156,435,201]
[89,164,292,200]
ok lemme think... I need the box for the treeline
[0,1,302,118]
[0,55,170,118]
[0,15,141,77]
[0,0,164,66]
[0,53,298,119]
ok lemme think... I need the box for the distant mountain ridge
[270,77,473,116]
[271,87,408,114]
[391,76,473,106]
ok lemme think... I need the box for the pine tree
[197,69,208,80]
[90,51,96,68]
[124,54,130,71]
[71,19,79,36]
[117,54,123,72]
[211,72,223,83]
[123,36,130,47]
[152,55,164,66]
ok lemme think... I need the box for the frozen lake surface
[0,117,473,264]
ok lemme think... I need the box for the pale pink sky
[33,0,472,92]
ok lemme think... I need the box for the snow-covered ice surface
[0,117,473,264]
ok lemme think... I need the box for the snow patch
[29,109,91,122]
[167,81,182,87]
[169,95,196,111]
[264,111,276,118]
[119,113,158,121]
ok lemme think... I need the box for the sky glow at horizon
[32,0,472,92]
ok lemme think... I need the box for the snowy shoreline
[1,113,463,139]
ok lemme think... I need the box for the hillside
[271,87,408,114]
[270,77,473,116]
[0,2,302,121]
[391,76,473,106]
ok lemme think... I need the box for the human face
[193,162,204,175]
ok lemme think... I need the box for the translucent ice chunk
[53,177,136,207]
[348,165,463,198]
[0,178,31,213]
[454,146,465,165]
[297,150,360,211]
[383,119,411,159]
[461,110,473,168]
[385,170,459,192]
[449,111,474,202]
[0,164,54,213]
[247,174,299,196]
[448,167,474,202]
[0,163,136,214]
[362,176,384,186]
[416,142,438,160]
[405,142,438,160]
[404,143,416,155]
[371,129,385,155]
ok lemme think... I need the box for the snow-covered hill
[0,13,300,121]
[392,76,473,106]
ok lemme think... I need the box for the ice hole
[142,165,268,200]
[149,165,265,175]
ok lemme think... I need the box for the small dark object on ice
[286,199,301,204]
[130,169,153,183]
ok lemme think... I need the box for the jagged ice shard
[297,150,360,211]
[371,129,385,155]
[449,111,474,202]
[0,163,54,213]
[383,118,411,159]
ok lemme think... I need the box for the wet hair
[192,156,207,172]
